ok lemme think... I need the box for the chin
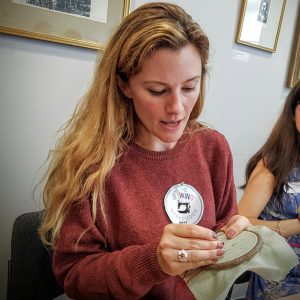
[160,133,183,145]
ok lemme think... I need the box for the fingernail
[217,249,224,256]
[212,232,218,240]
[217,242,224,249]
[227,229,235,238]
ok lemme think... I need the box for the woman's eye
[148,89,165,96]
[183,87,196,93]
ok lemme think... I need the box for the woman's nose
[166,91,184,114]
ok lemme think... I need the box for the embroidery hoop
[207,230,263,270]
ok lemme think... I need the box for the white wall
[0,38,97,299]
[0,0,299,299]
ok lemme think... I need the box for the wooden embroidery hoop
[207,230,263,270]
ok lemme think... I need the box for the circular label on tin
[164,182,204,224]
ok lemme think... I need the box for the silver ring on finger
[178,249,188,262]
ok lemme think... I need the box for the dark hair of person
[241,81,300,201]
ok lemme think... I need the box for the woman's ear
[117,75,133,99]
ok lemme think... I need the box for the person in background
[39,2,250,299]
[239,81,300,299]
[257,0,270,23]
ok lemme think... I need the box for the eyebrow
[142,76,201,85]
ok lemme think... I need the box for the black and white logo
[164,182,204,224]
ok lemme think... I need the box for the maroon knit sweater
[53,128,237,299]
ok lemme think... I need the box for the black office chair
[7,210,64,300]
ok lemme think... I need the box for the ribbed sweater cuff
[130,239,170,286]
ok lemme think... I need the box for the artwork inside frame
[236,0,286,52]
[0,0,131,50]
[287,9,300,88]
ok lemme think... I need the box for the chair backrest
[7,210,64,300]
[225,271,251,300]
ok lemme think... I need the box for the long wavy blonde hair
[39,2,210,246]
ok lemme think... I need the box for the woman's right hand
[156,223,224,276]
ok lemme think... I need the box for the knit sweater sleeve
[52,199,170,300]
[211,132,238,231]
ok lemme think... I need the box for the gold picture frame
[287,9,300,88]
[0,0,131,50]
[236,0,286,52]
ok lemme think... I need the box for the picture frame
[236,0,286,52]
[127,0,145,12]
[0,0,131,50]
[287,9,300,88]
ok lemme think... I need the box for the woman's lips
[161,120,182,127]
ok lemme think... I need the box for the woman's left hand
[221,215,252,239]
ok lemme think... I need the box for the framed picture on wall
[128,0,179,12]
[236,0,286,52]
[0,0,131,50]
[287,9,300,88]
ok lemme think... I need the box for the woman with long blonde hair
[40,2,250,299]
